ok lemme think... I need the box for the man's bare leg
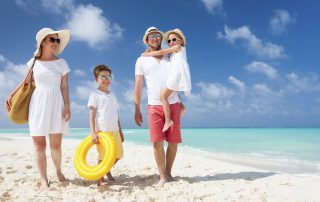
[166,143,178,182]
[153,141,168,186]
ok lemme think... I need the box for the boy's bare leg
[160,88,174,132]
[106,159,118,182]
[32,136,49,190]
[97,160,108,186]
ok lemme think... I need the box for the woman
[6,28,71,189]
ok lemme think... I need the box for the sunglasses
[147,33,161,40]
[167,38,178,44]
[48,37,61,44]
[98,75,112,81]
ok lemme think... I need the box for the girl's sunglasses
[167,38,178,44]
[48,37,61,44]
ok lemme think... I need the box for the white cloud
[245,61,279,79]
[269,9,295,35]
[285,73,320,93]
[15,1,124,49]
[76,81,97,100]
[197,82,234,99]
[228,76,245,95]
[73,69,86,77]
[200,0,222,14]
[217,25,285,59]
[66,4,123,49]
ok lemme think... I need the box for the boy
[88,64,124,186]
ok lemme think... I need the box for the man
[134,26,182,186]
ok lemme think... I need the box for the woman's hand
[5,95,12,112]
[63,107,71,121]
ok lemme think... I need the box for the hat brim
[34,29,70,57]
[143,30,164,45]
[165,30,186,46]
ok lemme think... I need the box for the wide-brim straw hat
[165,28,186,46]
[143,26,164,45]
[34,28,70,57]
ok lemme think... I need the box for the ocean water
[1,128,320,173]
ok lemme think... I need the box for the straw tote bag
[8,58,37,124]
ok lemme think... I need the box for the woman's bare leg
[32,136,49,189]
[160,88,174,132]
[49,134,66,182]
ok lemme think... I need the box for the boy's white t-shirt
[87,90,119,132]
[135,55,180,105]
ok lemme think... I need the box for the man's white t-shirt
[87,90,119,132]
[135,55,180,105]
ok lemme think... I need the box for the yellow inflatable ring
[74,132,117,180]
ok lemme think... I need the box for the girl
[143,28,191,132]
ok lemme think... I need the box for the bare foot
[56,169,66,182]
[39,179,49,190]
[168,175,175,182]
[162,120,174,132]
[106,172,115,182]
[97,178,108,186]
[157,178,168,187]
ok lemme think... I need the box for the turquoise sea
[1,128,320,173]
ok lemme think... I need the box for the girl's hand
[91,133,100,144]
[5,95,12,112]
[63,107,71,121]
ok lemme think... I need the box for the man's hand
[134,109,143,126]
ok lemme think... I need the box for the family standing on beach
[5,26,191,189]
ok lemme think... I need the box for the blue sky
[1,0,320,128]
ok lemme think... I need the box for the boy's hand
[91,133,100,144]
[119,130,124,142]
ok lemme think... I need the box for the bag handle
[24,58,37,85]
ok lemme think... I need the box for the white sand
[1,137,320,202]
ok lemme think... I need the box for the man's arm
[134,75,144,126]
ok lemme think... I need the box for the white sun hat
[34,28,70,57]
[142,26,164,45]
[165,28,186,46]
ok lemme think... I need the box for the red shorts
[147,102,182,143]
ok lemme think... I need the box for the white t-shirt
[87,90,119,132]
[135,55,180,105]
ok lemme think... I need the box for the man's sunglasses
[48,37,61,44]
[98,75,112,81]
[167,38,178,44]
[147,33,161,39]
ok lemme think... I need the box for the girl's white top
[27,58,70,136]
[167,47,192,95]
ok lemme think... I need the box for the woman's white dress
[167,47,192,95]
[27,58,70,136]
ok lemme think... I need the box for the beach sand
[1,137,320,202]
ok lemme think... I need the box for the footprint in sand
[0,176,4,182]
[6,167,12,170]
[0,167,2,174]
[2,192,11,198]
[6,170,17,174]
[25,165,32,169]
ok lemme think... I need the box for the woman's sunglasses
[48,37,61,44]
[167,38,178,44]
